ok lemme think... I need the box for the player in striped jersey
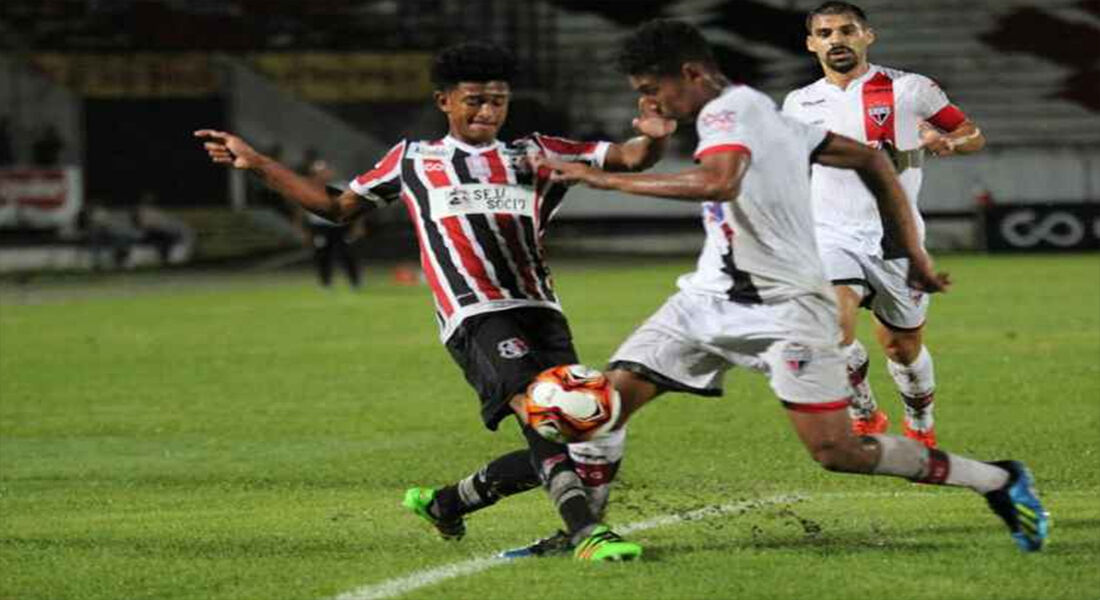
[195,41,676,561]
[782,2,987,447]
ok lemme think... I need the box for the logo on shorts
[782,343,813,376]
[497,337,530,359]
[910,289,925,304]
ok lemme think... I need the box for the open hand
[193,129,263,169]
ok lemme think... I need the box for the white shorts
[820,246,929,330]
[608,291,850,409]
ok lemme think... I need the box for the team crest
[781,342,813,376]
[497,337,530,359]
[867,104,892,126]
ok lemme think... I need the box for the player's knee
[882,332,921,364]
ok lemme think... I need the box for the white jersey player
[782,1,986,447]
[539,18,1046,555]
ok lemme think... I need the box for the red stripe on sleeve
[441,216,504,300]
[401,192,453,317]
[781,399,851,413]
[694,144,751,160]
[355,142,404,186]
[927,105,967,132]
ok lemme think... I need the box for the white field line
[327,492,806,600]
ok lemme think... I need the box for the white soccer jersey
[349,133,609,341]
[782,64,967,256]
[677,85,833,304]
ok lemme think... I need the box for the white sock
[568,427,626,519]
[887,345,935,431]
[870,434,1009,493]
[844,340,878,419]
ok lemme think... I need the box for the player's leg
[783,407,1048,551]
[821,247,886,434]
[763,303,1048,552]
[834,283,887,434]
[871,257,937,447]
[404,308,639,560]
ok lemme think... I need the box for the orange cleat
[903,421,937,448]
[851,410,889,436]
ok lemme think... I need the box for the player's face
[436,81,511,145]
[806,13,874,74]
[629,72,702,123]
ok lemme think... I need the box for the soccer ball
[522,364,621,443]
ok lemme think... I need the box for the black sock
[520,423,598,536]
[432,449,540,519]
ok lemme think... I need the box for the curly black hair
[805,2,869,32]
[431,42,517,90]
[617,19,717,77]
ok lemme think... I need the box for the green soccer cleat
[573,525,642,562]
[402,487,466,541]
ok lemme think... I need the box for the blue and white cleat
[984,461,1050,552]
[498,530,573,559]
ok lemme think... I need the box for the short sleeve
[780,114,829,158]
[348,140,405,206]
[694,92,755,161]
[532,134,610,168]
[909,75,950,118]
[780,90,799,117]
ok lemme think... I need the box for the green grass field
[2,254,1098,600]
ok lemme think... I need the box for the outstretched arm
[814,133,950,292]
[602,98,678,172]
[193,130,366,223]
[537,147,749,202]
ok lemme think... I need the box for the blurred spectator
[0,117,13,167]
[131,191,196,265]
[31,124,64,167]
[77,197,142,270]
[296,158,364,290]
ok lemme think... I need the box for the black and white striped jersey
[349,133,608,340]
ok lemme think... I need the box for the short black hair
[617,19,717,77]
[431,42,517,90]
[805,2,869,32]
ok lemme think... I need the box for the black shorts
[445,307,579,431]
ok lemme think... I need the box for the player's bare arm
[193,129,366,223]
[920,119,985,157]
[538,148,748,202]
[814,132,950,292]
[602,98,677,172]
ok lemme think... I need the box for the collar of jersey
[443,134,503,154]
[821,63,881,91]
